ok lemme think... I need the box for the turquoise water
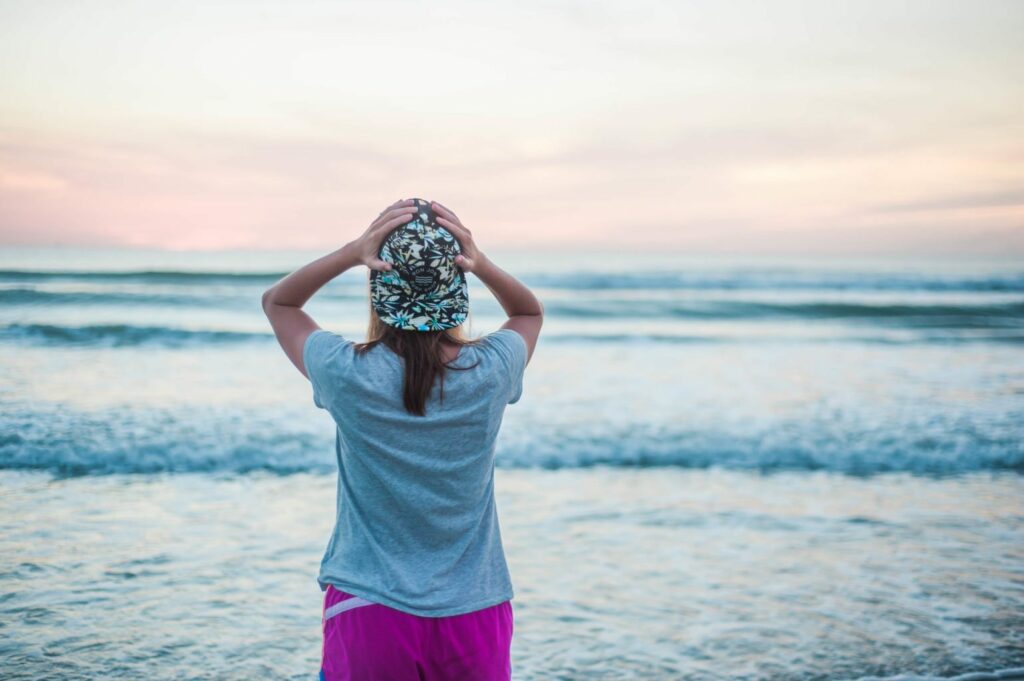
[1,247,1022,678]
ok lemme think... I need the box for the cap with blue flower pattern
[369,198,469,331]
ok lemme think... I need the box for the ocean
[1,246,1022,680]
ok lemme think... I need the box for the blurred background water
[1,246,1023,680]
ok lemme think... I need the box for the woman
[262,197,543,680]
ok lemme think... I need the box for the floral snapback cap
[369,198,469,331]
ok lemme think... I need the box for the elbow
[263,287,302,312]
[531,298,545,319]
[261,288,275,313]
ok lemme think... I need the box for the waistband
[323,585,375,621]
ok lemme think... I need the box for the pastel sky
[1,0,1022,254]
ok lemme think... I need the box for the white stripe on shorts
[325,596,376,620]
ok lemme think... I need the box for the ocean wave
[0,323,267,347]
[0,288,228,307]
[4,287,1022,329]
[3,322,1023,348]
[3,268,1023,292]
[0,269,282,285]
[528,271,1024,292]
[1,406,1020,478]
[0,287,362,307]
[546,300,1024,327]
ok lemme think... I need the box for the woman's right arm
[432,202,544,363]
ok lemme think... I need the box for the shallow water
[1,468,1022,680]
[2,248,1023,678]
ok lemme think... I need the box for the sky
[1,0,1022,255]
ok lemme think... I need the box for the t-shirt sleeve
[487,328,529,405]
[303,329,347,410]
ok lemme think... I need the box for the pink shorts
[319,585,514,681]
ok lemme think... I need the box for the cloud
[870,189,1024,213]
[0,168,66,192]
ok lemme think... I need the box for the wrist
[472,251,493,274]
[338,241,364,268]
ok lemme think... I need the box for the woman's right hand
[432,201,484,274]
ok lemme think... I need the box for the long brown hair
[353,306,481,417]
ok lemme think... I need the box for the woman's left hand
[348,199,418,271]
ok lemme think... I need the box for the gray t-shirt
[303,327,528,617]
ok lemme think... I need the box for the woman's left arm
[261,199,416,377]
